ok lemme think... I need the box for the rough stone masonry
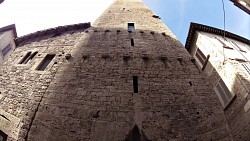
[0,0,233,140]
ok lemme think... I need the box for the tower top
[93,0,176,37]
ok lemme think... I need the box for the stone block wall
[0,28,88,140]
[0,0,233,140]
[25,27,231,141]
[190,30,250,141]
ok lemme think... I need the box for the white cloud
[0,0,114,36]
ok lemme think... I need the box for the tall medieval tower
[0,0,233,140]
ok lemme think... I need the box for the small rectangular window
[214,79,234,109]
[36,54,55,71]
[133,76,138,93]
[131,39,134,46]
[128,23,135,31]
[2,43,11,56]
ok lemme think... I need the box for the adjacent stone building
[230,0,250,14]
[186,22,250,140]
[0,24,17,67]
[0,0,241,141]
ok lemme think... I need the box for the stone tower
[0,0,233,140]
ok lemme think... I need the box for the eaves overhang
[185,22,250,52]
[230,0,250,15]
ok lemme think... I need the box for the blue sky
[143,0,250,45]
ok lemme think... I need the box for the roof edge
[0,24,17,38]
[15,22,91,45]
[185,22,250,52]
[230,0,250,15]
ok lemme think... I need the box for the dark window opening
[36,54,55,71]
[128,23,135,31]
[19,52,32,64]
[215,37,234,49]
[0,130,7,141]
[19,51,38,64]
[2,43,11,56]
[131,39,134,46]
[29,52,38,60]
[133,76,138,93]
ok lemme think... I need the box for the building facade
[0,24,17,67]
[230,0,250,14]
[186,22,250,140]
[0,0,235,141]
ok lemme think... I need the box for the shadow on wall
[3,26,232,141]
[24,27,190,141]
[229,72,250,140]
[199,57,250,140]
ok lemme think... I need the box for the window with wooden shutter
[128,23,135,31]
[214,79,235,109]
[195,48,206,65]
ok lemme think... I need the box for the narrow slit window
[36,54,55,71]
[25,51,38,64]
[128,23,135,31]
[133,76,138,93]
[19,52,32,64]
[29,52,38,61]
[131,39,134,46]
